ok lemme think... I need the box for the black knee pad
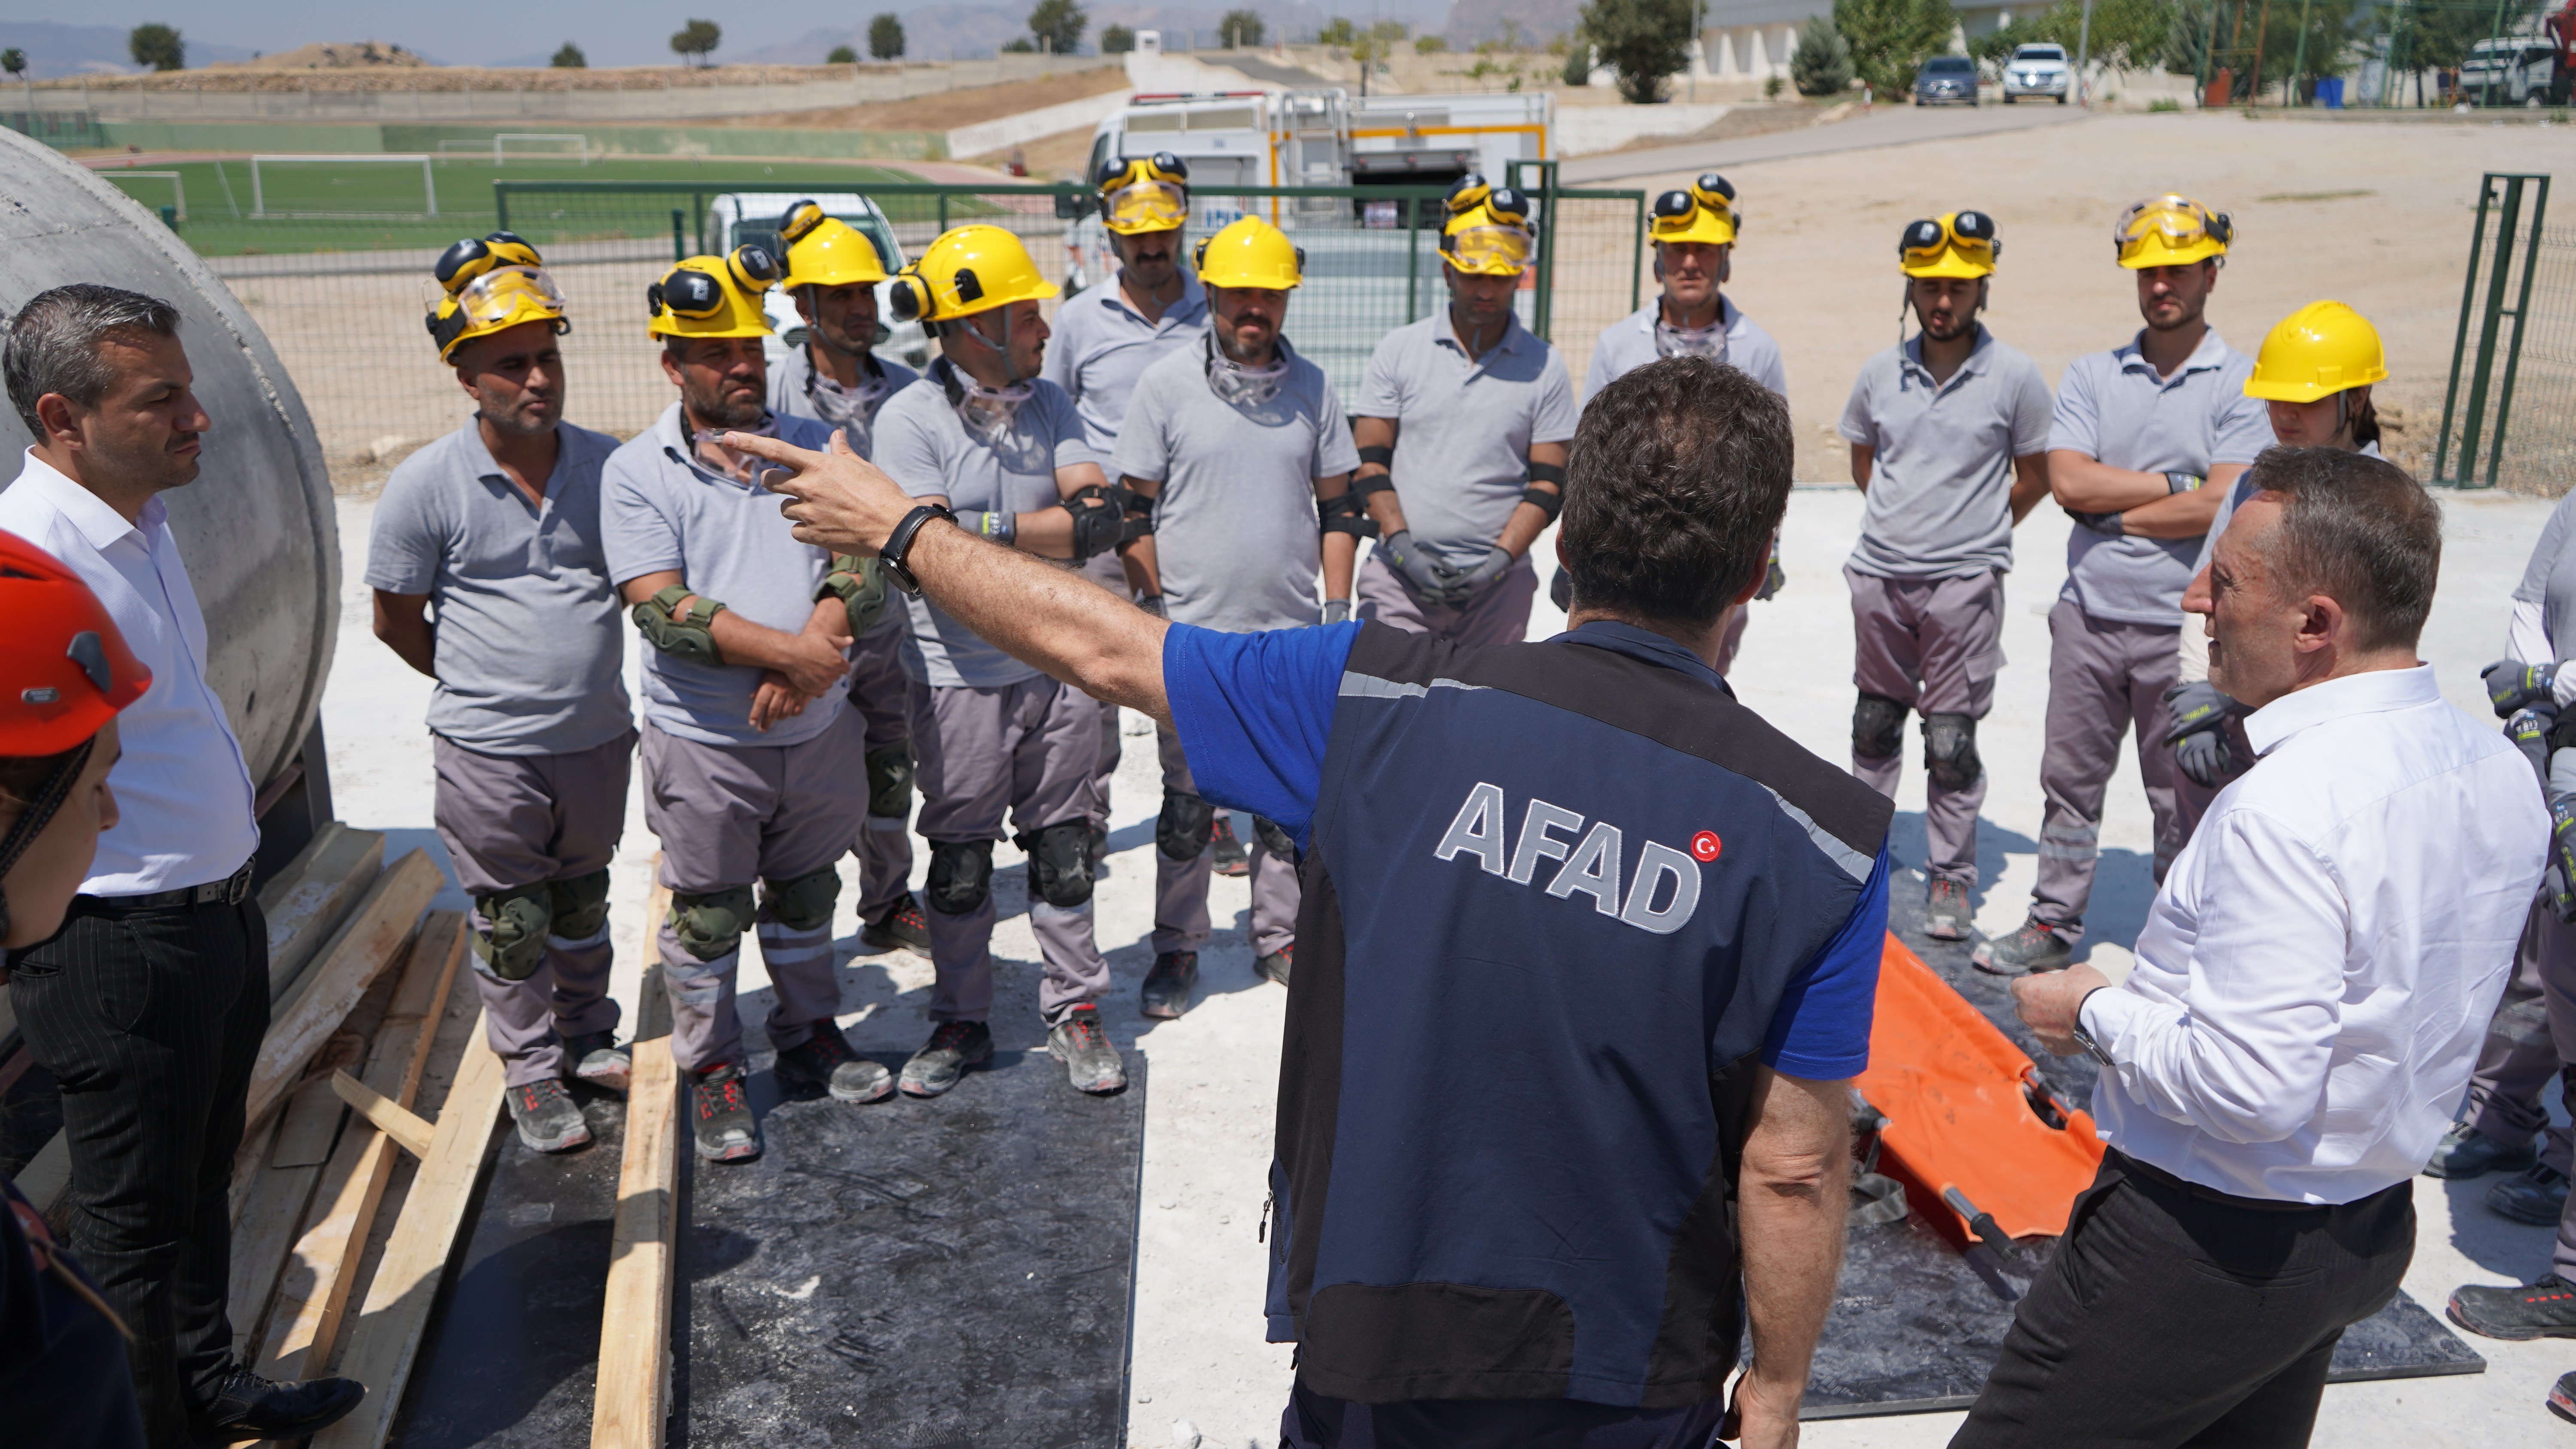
[1017,819,1095,909]
[1853,692,1908,760]
[1252,816,1295,860]
[545,868,611,941]
[925,839,995,916]
[865,743,914,820]
[762,863,841,932]
[1157,788,1217,862]
[1923,712,1983,790]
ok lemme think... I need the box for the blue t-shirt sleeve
[1162,621,1361,850]
[1759,846,1889,1079]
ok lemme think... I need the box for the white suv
[2003,44,2072,103]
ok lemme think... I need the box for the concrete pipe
[0,125,339,856]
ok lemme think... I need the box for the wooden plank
[259,823,389,1002]
[308,1019,506,1449]
[328,1072,433,1161]
[225,1077,349,1362]
[593,874,678,1449]
[244,849,444,1131]
[258,912,468,1385]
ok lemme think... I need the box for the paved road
[1561,101,2093,185]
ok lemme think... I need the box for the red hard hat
[0,532,149,757]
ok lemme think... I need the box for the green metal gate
[2433,173,2573,494]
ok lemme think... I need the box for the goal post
[104,170,186,221]
[493,133,590,167]
[247,154,437,219]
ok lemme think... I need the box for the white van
[705,192,931,370]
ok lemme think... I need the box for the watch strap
[881,504,955,597]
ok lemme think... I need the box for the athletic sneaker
[2423,1120,2537,1180]
[1210,815,1250,877]
[1049,1005,1127,1094]
[1971,919,2073,975]
[2448,1274,2576,1340]
[1923,879,1970,941]
[1257,945,1293,987]
[191,1367,366,1441]
[2549,1370,2576,1422]
[691,1062,762,1163]
[2487,1162,2571,1226]
[899,1020,993,1098]
[1142,950,1198,1019]
[562,1030,630,1094]
[860,895,930,955]
[773,1026,895,1103]
[506,1078,591,1154]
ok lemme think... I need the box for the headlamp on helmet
[2113,194,2233,269]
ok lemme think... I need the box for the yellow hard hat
[1899,210,2000,279]
[2114,193,2232,269]
[1096,152,1191,236]
[1193,216,1304,290]
[886,224,1059,330]
[778,201,889,290]
[1439,174,1534,277]
[426,231,567,361]
[1649,173,1739,248]
[2244,300,2388,403]
[646,246,781,340]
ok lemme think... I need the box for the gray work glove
[2509,706,2557,791]
[1441,544,1514,605]
[2485,658,2561,718]
[1379,530,1460,600]
[2161,679,2245,791]
[2549,797,2576,924]
[2065,507,2124,537]
[1321,598,1352,626]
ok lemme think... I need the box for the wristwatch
[2069,986,2115,1070]
[880,504,955,598]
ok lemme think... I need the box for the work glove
[1756,557,1786,601]
[2548,796,2576,924]
[1379,530,1461,600]
[2161,680,2245,791]
[2508,706,2557,791]
[2485,658,2561,718]
[1441,544,1515,605]
[2064,507,2123,537]
[1321,598,1352,625]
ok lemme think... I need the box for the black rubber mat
[1796,870,2485,1418]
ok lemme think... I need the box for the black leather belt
[84,859,254,913]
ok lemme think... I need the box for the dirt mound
[210,41,430,71]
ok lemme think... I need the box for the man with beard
[602,248,890,1164]
[1109,217,1361,1009]
[1974,194,2271,976]
[369,233,636,1156]
[767,201,932,961]
[1837,212,2052,942]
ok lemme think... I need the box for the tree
[552,42,588,67]
[1790,16,1854,93]
[671,19,722,66]
[1,49,24,79]
[1416,34,1449,52]
[1318,17,1358,45]
[1971,0,2171,67]
[128,23,184,72]
[1833,0,1954,97]
[1351,19,1411,64]
[1563,42,1593,82]
[1103,24,1136,52]
[827,43,858,63]
[1028,0,1088,54]
[1220,9,1266,46]
[869,13,907,59]
[1003,37,1037,51]
[1580,0,1695,102]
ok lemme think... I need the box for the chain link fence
[2434,173,2572,496]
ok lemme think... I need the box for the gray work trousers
[2515,897,2576,1279]
[912,673,1111,1026]
[1153,723,1299,958]
[2029,598,2216,940]
[1082,550,1125,826]
[1354,551,1538,645]
[2470,897,2576,1177]
[1847,567,2003,889]
[641,711,869,1073]
[847,619,918,918]
[431,730,634,1088]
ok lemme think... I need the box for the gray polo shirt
[1839,327,2054,581]
[600,403,847,749]
[768,343,923,461]
[2519,489,2576,658]
[873,364,1099,688]
[1583,296,1787,401]
[1039,265,1209,452]
[1112,338,1361,633]
[1355,311,1581,570]
[366,421,632,757]
[2050,327,2272,625]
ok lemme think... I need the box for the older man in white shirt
[1956,446,2549,1447]
[0,285,364,1444]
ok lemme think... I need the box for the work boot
[1090,818,1112,879]
[2448,1274,2576,1340]
[2487,1162,2572,1226]
[2424,1120,2537,1180]
[2550,1370,2576,1423]
[506,1077,591,1154]
[193,1367,366,1441]
[1142,950,1198,1019]
[1050,1005,1127,1094]
[773,1025,895,1103]
[900,1020,993,1098]
[1211,815,1251,877]
[563,1030,631,1094]
[860,895,930,955]
[691,1062,762,1163]
[1972,919,2073,975]
[1257,945,1294,987]
[1924,878,1970,941]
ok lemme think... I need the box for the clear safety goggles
[1449,224,1532,274]
[2114,195,2231,257]
[450,266,567,327]
[1103,179,1189,231]
[1899,211,1999,270]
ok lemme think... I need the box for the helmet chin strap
[962,309,1031,386]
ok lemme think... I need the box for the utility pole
[2074,0,2097,104]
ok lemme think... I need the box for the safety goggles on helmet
[2113,194,2232,268]
[427,264,571,360]
[1446,225,1533,275]
[434,231,544,294]
[1898,210,1999,278]
[1097,153,1191,234]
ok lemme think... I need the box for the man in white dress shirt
[1964,446,2548,1446]
[0,285,365,1444]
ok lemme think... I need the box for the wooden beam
[593,877,678,1449]
[308,1020,506,1449]
[328,1072,434,1161]
[258,912,468,1385]
[225,1076,349,1364]
[244,849,444,1131]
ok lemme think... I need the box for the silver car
[2003,43,2072,103]
[1914,55,1982,106]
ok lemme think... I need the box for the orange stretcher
[1854,934,2107,1246]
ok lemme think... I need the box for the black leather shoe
[194,1366,366,1438]
[2424,1120,2537,1180]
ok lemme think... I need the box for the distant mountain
[0,21,256,78]
[1434,0,1584,46]
[740,0,1449,61]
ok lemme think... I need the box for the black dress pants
[10,893,269,1448]
[1951,1149,2415,1449]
